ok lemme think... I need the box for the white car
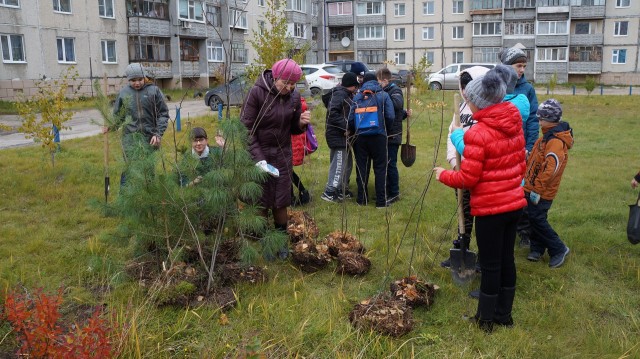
[300,64,344,96]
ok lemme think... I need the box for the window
[471,0,501,9]
[394,28,405,41]
[258,20,265,35]
[569,46,602,62]
[504,0,535,7]
[616,0,630,7]
[424,51,434,64]
[452,51,463,63]
[394,52,406,65]
[128,36,170,61]
[574,23,592,35]
[452,26,464,39]
[453,0,463,13]
[206,40,223,62]
[357,26,384,40]
[288,0,304,12]
[180,39,199,61]
[258,0,264,6]
[504,21,534,35]
[329,27,353,41]
[422,1,434,15]
[229,9,247,29]
[179,0,203,21]
[311,2,318,15]
[473,47,500,62]
[231,42,247,63]
[53,0,71,13]
[206,4,221,26]
[394,3,405,16]
[537,21,568,35]
[422,26,434,40]
[56,37,75,62]
[0,0,20,7]
[537,47,567,61]
[473,22,501,36]
[327,2,352,15]
[1,34,26,62]
[312,26,317,41]
[101,40,116,63]
[98,0,114,17]
[358,49,385,63]
[614,21,628,36]
[135,0,167,19]
[612,49,626,64]
[357,2,383,15]
[292,23,305,38]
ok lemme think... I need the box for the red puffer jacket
[439,101,527,216]
[291,97,308,166]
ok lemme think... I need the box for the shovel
[449,93,477,285]
[102,74,110,203]
[400,74,416,167]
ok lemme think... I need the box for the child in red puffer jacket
[291,97,312,206]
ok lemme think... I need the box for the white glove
[529,191,540,205]
[256,160,279,177]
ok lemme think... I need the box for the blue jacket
[348,80,395,136]
[513,75,538,152]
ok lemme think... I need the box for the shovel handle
[453,94,465,235]
[405,74,412,145]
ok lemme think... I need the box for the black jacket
[325,86,354,149]
[383,83,404,145]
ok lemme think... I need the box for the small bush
[585,76,596,95]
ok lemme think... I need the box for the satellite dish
[341,37,351,48]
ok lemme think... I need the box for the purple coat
[241,70,304,208]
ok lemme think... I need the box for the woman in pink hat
[241,59,311,257]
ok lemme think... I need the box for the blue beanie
[350,62,367,76]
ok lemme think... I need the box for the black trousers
[354,134,388,206]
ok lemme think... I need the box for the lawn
[0,91,639,358]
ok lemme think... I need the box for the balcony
[568,61,601,74]
[503,8,536,20]
[180,61,201,77]
[472,36,502,47]
[128,17,170,36]
[141,62,172,79]
[570,33,603,46]
[536,34,569,46]
[355,14,385,25]
[327,15,354,27]
[537,0,569,14]
[329,40,354,51]
[571,5,605,19]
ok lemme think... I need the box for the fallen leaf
[219,313,229,325]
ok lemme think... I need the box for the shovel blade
[401,144,416,167]
[449,247,477,284]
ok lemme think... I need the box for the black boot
[472,292,498,333]
[299,189,311,205]
[494,286,516,327]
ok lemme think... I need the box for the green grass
[1,92,640,358]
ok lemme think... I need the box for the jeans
[324,147,353,194]
[354,134,388,206]
[527,195,566,257]
[386,144,400,198]
[475,209,522,296]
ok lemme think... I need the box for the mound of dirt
[336,251,371,275]
[291,239,332,273]
[324,231,365,257]
[218,263,268,285]
[390,276,439,308]
[349,296,413,337]
[287,210,319,242]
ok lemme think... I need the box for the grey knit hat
[463,70,506,110]
[126,63,146,80]
[493,64,518,94]
[537,99,562,122]
[500,47,527,65]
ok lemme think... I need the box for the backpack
[353,90,380,134]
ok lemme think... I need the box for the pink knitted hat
[271,58,302,83]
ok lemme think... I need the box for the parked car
[390,69,414,87]
[300,64,344,96]
[427,63,496,90]
[326,60,375,75]
[204,73,309,111]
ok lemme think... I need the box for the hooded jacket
[439,101,527,217]
[325,85,355,149]
[348,80,395,137]
[514,74,539,152]
[383,82,404,145]
[113,82,169,141]
[523,121,573,200]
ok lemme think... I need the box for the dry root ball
[212,286,237,311]
[124,258,161,284]
[336,251,371,275]
[218,263,268,285]
[291,239,332,273]
[182,239,239,265]
[390,275,439,308]
[324,231,365,257]
[287,210,320,242]
[349,296,414,337]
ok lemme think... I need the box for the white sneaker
[255,160,279,177]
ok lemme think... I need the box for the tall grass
[1,93,639,357]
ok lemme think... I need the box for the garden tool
[400,73,416,167]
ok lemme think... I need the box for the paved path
[0,99,211,150]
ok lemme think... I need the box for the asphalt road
[0,99,211,150]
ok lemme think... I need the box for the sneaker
[549,247,570,268]
[387,194,400,204]
[527,251,543,262]
[321,191,342,203]
[338,189,354,200]
[440,257,451,268]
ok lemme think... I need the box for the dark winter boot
[494,286,516,327]
[298,189,311,205]
[471,292,498,333]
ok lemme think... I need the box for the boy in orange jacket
[523,99,574,268]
